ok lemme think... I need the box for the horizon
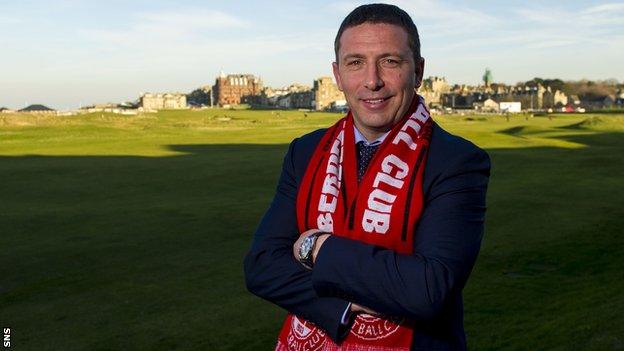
[1,0,623,110]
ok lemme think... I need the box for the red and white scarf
[276,95,433,351]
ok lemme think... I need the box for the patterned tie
[356,141,380,182]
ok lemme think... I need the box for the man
[244,4,490,350]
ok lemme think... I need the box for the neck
[361,129,387,142]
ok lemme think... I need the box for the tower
[483,68,493,88]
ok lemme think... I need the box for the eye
[346,59,363,68]
[380,58,401,68]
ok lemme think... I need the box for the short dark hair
[334,3,421,64]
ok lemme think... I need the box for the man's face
[333,23,424,140]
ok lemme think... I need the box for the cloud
[326,0,502,36]
[80,6,334,56]
[512,2,624,49]
[516,2,624,27]
[82,8,249,47]
[77,9,334,82]
[0,15,21,25]
[584,2,624,14]
[579,2,624,25]
[136,9,249,32]
[395,0,501,29]
[326,1,362,14]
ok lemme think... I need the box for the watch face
[300,236,314,259]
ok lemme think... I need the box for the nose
[364,63,384,91]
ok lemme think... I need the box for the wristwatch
[298,231,328,270]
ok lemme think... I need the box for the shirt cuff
[340,302,352,325]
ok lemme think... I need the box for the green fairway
[1,110,623,350]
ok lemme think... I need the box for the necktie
[356,141,380,182]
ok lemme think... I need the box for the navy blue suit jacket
[244,122,490,350]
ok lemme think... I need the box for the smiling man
[244,4,490,350]
[334,21,422,142]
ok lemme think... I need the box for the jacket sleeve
[311,147,491,321]
[243,138,351,342]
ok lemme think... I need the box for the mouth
[360,96,391,109]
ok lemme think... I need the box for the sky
[1,0,623,110]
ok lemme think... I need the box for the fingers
[351,303,381,316]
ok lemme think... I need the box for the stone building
[542,87,568,108]
[314,77,344,111]
[261,84,314,109]
[419,76,450,107]
[441,82,569,111]
[213,73,263,106]
[140,93,187,110]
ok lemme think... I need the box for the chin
[360,115,396,129]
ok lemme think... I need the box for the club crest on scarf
[277,95,433,351]
[350,315,404,340]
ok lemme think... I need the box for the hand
[292,229,331,266]
[351,303,381,317]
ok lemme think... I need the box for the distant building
[419,76,450,107]
[473,98,499,112]
[290,90,315,109]
[542,87,568,108]
[213,73,263,106]
[81,102,120,110]
[582,95,616,110]
[261,83,314,109]
[78,102,137,115]
[439,81,568,112]
[616,90,624,106]
[500,102,521,113]
[140,93,187,110]
[314,77,344,111]
[19,104,56,113]
[331,99,348,112]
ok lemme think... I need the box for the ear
[415,57,425,88]
[332,62,344,91]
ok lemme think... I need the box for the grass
[1,110,623,350]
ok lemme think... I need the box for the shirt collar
[353,125,389,146]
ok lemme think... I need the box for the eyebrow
[341,52,406,61]
[342,54,365,61]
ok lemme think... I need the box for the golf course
[1,109,622,350]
